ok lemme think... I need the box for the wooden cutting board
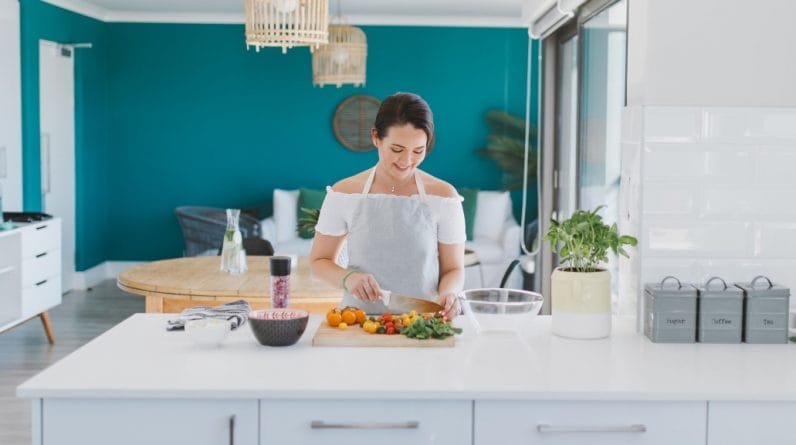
[311,323,455,347]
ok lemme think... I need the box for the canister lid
[270,256,291,276]
[697,276,743,298]
[644,276,697,298]
[734,275,790,298]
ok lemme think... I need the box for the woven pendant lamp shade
[312,25,367,87]
[245,0,329,54]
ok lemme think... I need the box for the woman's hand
[345,272,384,303]
[440,292,461,320]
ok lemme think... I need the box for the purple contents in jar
[271,275,290,308]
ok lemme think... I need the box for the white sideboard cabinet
[0,218,62,342]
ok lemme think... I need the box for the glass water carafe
[220,209,246,275]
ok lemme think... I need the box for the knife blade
[382,290,444,314]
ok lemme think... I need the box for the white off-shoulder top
[315,186,467,245]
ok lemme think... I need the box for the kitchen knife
[382,290,444,314]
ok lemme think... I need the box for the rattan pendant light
[311,0,366,88]
[245,0,329,54]
[312,25,367,87]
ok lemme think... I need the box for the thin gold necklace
[378,167,414,194]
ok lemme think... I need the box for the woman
[309,92,465,319]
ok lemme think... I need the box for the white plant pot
[551,268,611,339]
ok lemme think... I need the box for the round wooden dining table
[117,256,342,314]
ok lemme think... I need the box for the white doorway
[39,39,75,291]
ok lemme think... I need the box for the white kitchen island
[16,314,796,445]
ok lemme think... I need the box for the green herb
[544,206,638,273]
[402,315,463,340]
[789,336,796,343]
[224,229,234,242]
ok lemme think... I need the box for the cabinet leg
[145,295,164,313]
[39,312,55,344]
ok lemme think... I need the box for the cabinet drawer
[708,402,796,444]
[260,399,472,445]
[475,400,706,445]
[21,219,60,259]
[22,249,60,289]
[21,275,60,317]
[43,398,258,445]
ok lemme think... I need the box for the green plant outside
[475,110,538,191]
[544,206,638,273]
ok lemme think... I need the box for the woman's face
[372,123,428,182]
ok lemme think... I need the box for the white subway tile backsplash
[754,223,796,258]
[644,221,753,257]
[754,148,796,186]
[643,107,701,142]
[641,258,703,286]
[702,186,796,218]
[642,183,696,215]
[626,105,796,324]
[643,143,705,180]
[704,146,754,185]
[702,108,796,143]
[701,108,750,142]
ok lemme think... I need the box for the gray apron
[341,168,439,314]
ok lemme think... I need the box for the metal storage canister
[735,275,790,344]
[696,277,743,343]
[644,276,698,343]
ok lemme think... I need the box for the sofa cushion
[273,189,299,243]
[458,188,478,241]
[465,239,504,264]
[474,191,511,242]
[274,238,313,257]
[297,188,326,239]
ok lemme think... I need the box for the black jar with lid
[270,256,292,308]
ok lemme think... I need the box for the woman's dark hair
[373,92,435,151]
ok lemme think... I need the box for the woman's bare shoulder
[419,171,459,199]
[331,170,370,194]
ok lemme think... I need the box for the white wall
[627,0,796,107]
[0,0,23,211]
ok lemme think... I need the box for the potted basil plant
[544,206,637,339]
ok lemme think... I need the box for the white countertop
[16,314,796,401]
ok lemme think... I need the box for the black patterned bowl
[248,309,309,347]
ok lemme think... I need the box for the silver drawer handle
[36,224,48,231]
[35,279,48,287]
[229,414,235,445]
[537,424,647,434]
[310,420,420,430]
[36,252,48,258]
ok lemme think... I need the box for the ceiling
[44,0,542,26]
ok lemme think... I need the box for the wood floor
[0,280,143,445]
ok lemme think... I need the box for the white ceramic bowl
[460,288,544,334]
[185,318,231,347]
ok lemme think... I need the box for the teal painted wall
[20,4,538,267]
[104,24,536,261]
[19,0,109,270]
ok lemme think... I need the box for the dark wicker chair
[175,206,263,257]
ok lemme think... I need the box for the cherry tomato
[386,326,396,335]
[382,313,393,322]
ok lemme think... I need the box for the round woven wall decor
[333,95,380,152]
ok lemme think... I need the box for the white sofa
[261,189,521,289]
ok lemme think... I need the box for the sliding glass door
[538,0,628,310]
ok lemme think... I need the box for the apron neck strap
[362,167,426,199]
[362,168,377,194]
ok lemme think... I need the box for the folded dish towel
[166,299,251,331]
